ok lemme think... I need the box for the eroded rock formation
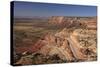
[31,28,96,62]
[14,16,97,65]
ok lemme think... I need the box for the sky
[13,1,97,17]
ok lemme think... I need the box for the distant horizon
[13,1,97,17]
[14,16,97,18]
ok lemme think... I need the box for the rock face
[37,28,75,61]
[49,16,97,29]
[34,28,97,61]
[49,16,65,24]
[49,16,80,25]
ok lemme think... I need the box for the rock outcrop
[33,28,97,61]
[49,16,97,29]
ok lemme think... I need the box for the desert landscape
[13,16,97,65]
[11,1,97,66]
